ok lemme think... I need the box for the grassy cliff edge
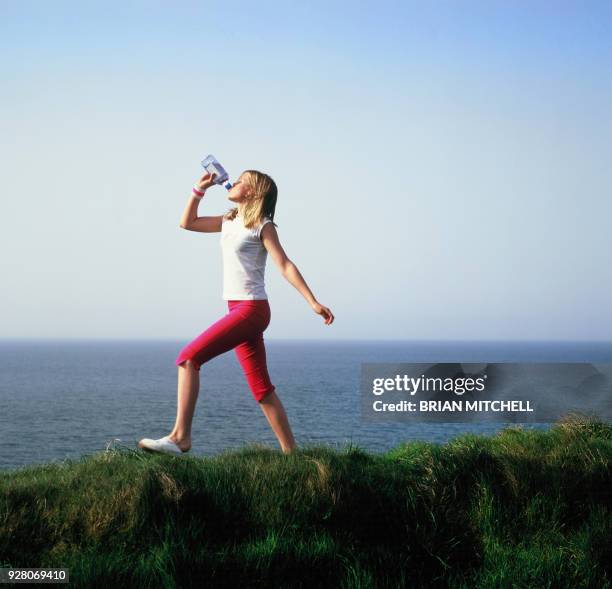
[1,413,610,588]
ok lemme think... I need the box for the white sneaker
[138,435,187,456]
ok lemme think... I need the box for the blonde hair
[224,170,279,231]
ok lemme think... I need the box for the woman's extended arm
[261,224,335,325]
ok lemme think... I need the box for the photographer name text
[372,399,534,413]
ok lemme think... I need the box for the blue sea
[1,339,611,472]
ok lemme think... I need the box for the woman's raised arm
[179,172,223,232]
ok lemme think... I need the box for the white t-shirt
[220,214,274,300]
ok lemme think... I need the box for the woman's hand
[312,302,334,325]
[196,172,217,192]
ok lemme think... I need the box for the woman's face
[227,174,252,204]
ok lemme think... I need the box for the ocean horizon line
[1,337,611,345]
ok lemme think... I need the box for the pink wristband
[192,186,204,198]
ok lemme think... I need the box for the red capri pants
[175,299,275,402]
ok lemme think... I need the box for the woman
[138,169,334,456]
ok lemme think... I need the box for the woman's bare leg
[167,360,199,452]
[258,390,297,454]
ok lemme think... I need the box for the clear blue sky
[1,1,611,341]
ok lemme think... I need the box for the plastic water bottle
[201,155,232,190]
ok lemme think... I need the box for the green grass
[1,412,610,588]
